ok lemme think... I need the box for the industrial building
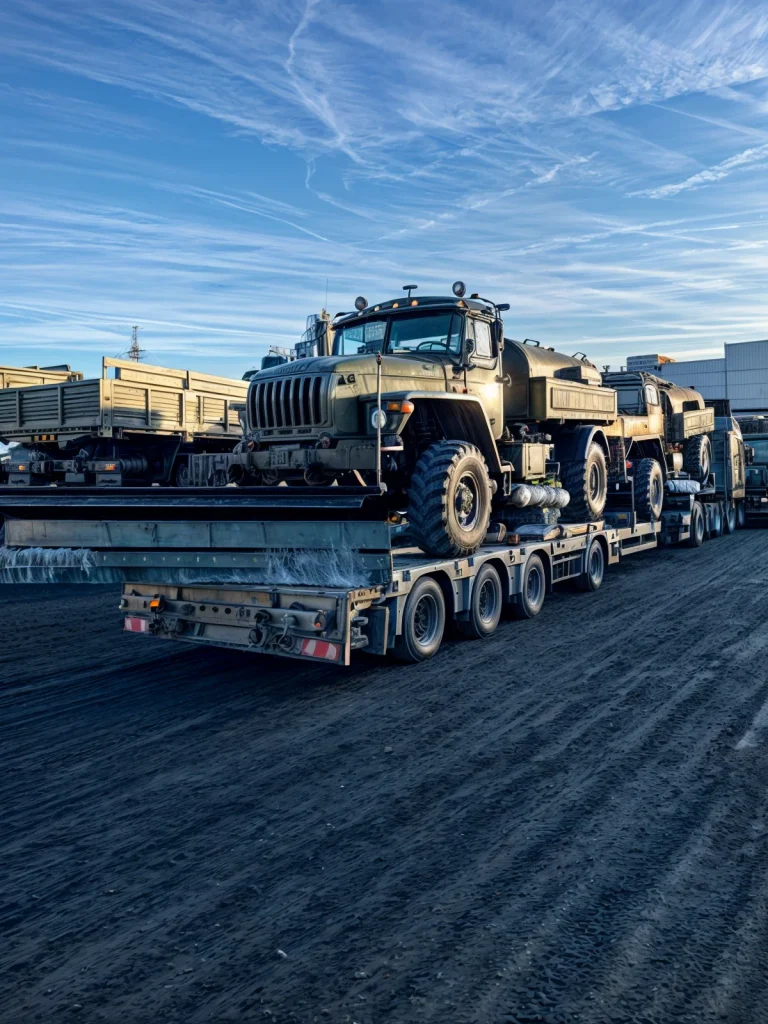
[629,340,768,414]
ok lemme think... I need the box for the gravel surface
[2,530,768,1023]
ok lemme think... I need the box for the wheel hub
[455,474,479,532]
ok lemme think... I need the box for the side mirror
[462,338,476,370]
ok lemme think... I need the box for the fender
[551,424,610,464]
[390,391,504,475]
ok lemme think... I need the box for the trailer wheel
[513,554,547,619]
[737,501,746,529]
[408,440,492,558]
[577,540,605,592]
[683,434,712,483]
[393,576,446,662]
[688,501,705,547]
[724,502,737,534]
[457,563,503,639]
[560,443,607,522]
[710,503,723,538]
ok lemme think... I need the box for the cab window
[471,319,493,360]
[644,383,659,407]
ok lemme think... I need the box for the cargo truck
[188,284,714,561]
[0,357,249,487]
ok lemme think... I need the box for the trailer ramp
[0,486,394,586]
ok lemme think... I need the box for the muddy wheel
[408,440,492,558]
[634,458,664,521]
[393,576,446,663]
[560,443,607,522]
[688,501,705,547]
[684,434,712,482]
[512,553,547,619]
[173,458,190,487]
[737,501,746,529]
[577,540,605,592]
[457,563,503,639]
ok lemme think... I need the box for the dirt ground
[3,530,768,1024]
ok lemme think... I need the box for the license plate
[270,449,291,468]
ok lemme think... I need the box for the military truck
[189,284,624,557]
[0,357,249,487]
[600,371,715,521]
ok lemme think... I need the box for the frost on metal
[264,546,370,588]
[0,546,105,583]
[0,544,373,588]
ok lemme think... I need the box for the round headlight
[371,408,387,430]
[452,280,466,298]
[354,295,367,312]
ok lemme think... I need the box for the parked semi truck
[0,417,750,665]
[0,357,249,487]
[189,284,714,560]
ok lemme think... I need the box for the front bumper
[189,441,402,483]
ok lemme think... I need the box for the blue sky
[3,0,768,379]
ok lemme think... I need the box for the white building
[657,339,768,413]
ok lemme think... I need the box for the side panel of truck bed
[0,358,249,441]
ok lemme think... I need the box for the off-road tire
[408,440,492,558]
[173,458,191,487]
[392,576,446,663]
[684,434,712,483]
[688,501,705,547]
[457,563,503,640]
[634,457,664,521]
[560,443,607,523]
[737,501,746,529]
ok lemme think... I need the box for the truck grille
[250,375,328,429]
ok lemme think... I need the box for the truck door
[730,434,745,494]
[643,382,663,437]
[465,317,504,440]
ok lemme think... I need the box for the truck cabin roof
[333,295,497,327]
[602,370,706,413]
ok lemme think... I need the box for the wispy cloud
[629,142,768,197]
[3,0,768,373]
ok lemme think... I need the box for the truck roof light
[410,299,418,306]
[392,302,399,308]
[452,281,466,298]
[354,295,367,311]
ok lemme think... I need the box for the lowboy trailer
[0,463,750,665]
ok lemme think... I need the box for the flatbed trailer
[0,477,745,666]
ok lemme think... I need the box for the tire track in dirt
[2,532,768,1023]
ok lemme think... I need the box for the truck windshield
[335,313,463,356]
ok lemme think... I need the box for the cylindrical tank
[502,340,614,423]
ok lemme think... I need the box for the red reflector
[300,638,340,661]
[124,616,150,633]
